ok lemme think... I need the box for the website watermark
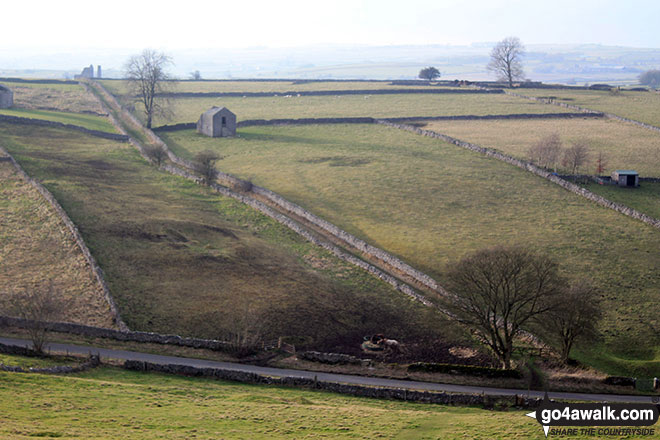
[526,394,659,437]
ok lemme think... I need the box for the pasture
[0,122,454,350]
[0,107,117,133]
[421,117,660,177]
[582,182,660,220]
[516,88,660,126]
[160,123,660,374]
[0,161,116,328]
[119,92,574,126]
[0,363,558,440]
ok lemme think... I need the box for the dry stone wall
[377,120,660,230]
[0,147,128,330]
[156,88,504,98]
[123,359,542,408]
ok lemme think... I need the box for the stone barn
[611,170,639,187]
[0,84,13,109]
[197,107,236,137]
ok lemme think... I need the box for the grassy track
[515,88,660,126]
[0,107,117,133]
[0,161,115,328]
[0,363,567,440]
[0,122,454,349]
[119,93,573,126]
[422,117,660,177]
[160,124,660,375]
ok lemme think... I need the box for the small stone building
[0,84,13,109]
[611,170,639,187]
[197,107,236,137]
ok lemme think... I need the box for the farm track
[84,80,447,310]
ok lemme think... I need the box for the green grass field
[581,182,660,220]
[0,122,455,350]
[422,117,660,177]
[0,108,117,133]
[0,79,81,92]
[160,124,660,375]
[0,161,116,328]
[121,92,573,126]
[0,363,572,440]
[515,88,660,126]
[100,79,454,95]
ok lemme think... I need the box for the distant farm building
[197,107,236,137]
[75,64,101,79]
[611,170,639,187]
[0,84,13,108]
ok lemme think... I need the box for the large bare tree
[562,140,590,175]
[125,49,173,128]
[487,37,525,87]
[446,246,562,369]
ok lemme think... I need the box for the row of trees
[528,133,608,175]
[446,246,601,369]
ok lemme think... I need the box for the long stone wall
[377,120,660,230]
[156,88,504,98]
[0,148,128,330]
[0,114,129,141]
[123,359,541,408]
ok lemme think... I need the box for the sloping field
[4,81,106,115]
[0,122,453,349]
[160,124,660,374]
[0,364,552,440]
[100,79,453,94]
[0,107,117,133]
[516,88,660,126]
[421,117,660,177]
[123,92,574,126]
[0,161,116,328]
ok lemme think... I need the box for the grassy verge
[0,161,116,328]
[514,88,660,126]
[0,122,458,351]
[0,362,563,440]
[160,124,660,375]
[422,117,660,177]
[0,107,118,133]
[582,182,660,220]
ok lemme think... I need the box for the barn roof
[615,170,638,175]
[202,106,234,117]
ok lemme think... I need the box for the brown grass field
[0,161,116,328]
[10,84,106,115]
[421,117,660,177]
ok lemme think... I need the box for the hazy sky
[3,0,659,51]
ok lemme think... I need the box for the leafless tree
[9,283,68,353]
[445,246,562,369]
[562,140,590,175]
[639,69,660,89]
[125,49,173,128]
[540,280,601,364]
[487,37,525,87]
[143,144,168,167]
[223,299,265,358]
[194,150,221,185]
[418,66,441,81]
[528,133,562,171]
[189,70,202,80]
[595,151,608,175]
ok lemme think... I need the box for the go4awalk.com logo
[526,393,659,437]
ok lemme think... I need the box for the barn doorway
[626,175,636,186]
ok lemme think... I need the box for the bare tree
[562,140,590,175]
[528,133,562,170]
[639,69,660,89]
[125,49,173,128]
[189,70,202,80]
[595,151,608,175]
[540,281,601,364]
[446,246,562,369]
[194,150,221,185]
[418,66,441,81]
[10,284,68,353]
[487,37,525,87]
[143,144,168,167]
[223,299,265,358]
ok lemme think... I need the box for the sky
[3,0,659,52]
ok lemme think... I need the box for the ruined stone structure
[197,107,236,137]
[0,84,13,108]
[75,64,95,79]
[97,65,102,78]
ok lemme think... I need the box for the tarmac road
[0,336,656,404]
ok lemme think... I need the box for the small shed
[611,170,639,187]
[0,84,13,109]
[197,107,236,138]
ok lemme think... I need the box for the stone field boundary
[0,147,128,330]
[155,88,505,98]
